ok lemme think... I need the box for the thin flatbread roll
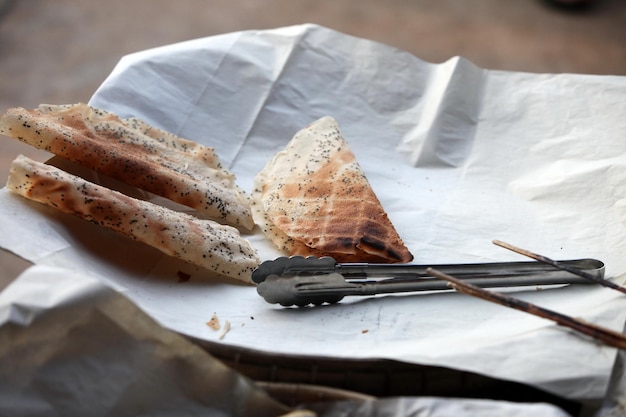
[0,103,253,230]
[7,155,259,282]
[252,116,413,263]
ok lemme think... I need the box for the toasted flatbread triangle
[0,103,253,230]
[252,116,413,263]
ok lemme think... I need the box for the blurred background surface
[1,0,625,280]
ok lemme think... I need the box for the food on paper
[207,313,220,330]
[0,103,253,230]
[7,155,260,282]
[218,320,231,340]
[251,116,413,263]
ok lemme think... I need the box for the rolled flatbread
[0,103,253,230]
[252,116,413,263]
[7,155,259,282]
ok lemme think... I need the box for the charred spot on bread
[251,116,413,263]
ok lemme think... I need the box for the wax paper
[1,24,626,403]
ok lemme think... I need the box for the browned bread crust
[252,116,413,263]
[0,104,253,230]
[7,155,259,282]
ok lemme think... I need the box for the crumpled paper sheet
[0,265,575,417]
[0,265,290,417]
[1,24,626,403]
[304,397,572,417]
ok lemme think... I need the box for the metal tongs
[253,241,626,350]
[252,253,604,307]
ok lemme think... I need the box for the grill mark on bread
[7,155,259,282]
[251,116,413,263]
[0,104,253,230]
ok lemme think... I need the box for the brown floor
[1,0,625,285]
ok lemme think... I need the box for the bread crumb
[177,270,191,283]
[361,329,369,334]
[218,320,231,340]
[207,313,220,330]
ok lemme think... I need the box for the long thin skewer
[493,240,626,295]
[426,267,626,350]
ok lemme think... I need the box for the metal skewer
[253,256,605,307]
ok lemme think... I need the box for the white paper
[0,265,291,417]
[307,397,572,417]
[0,265,576,417]
[1,24,626,403]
